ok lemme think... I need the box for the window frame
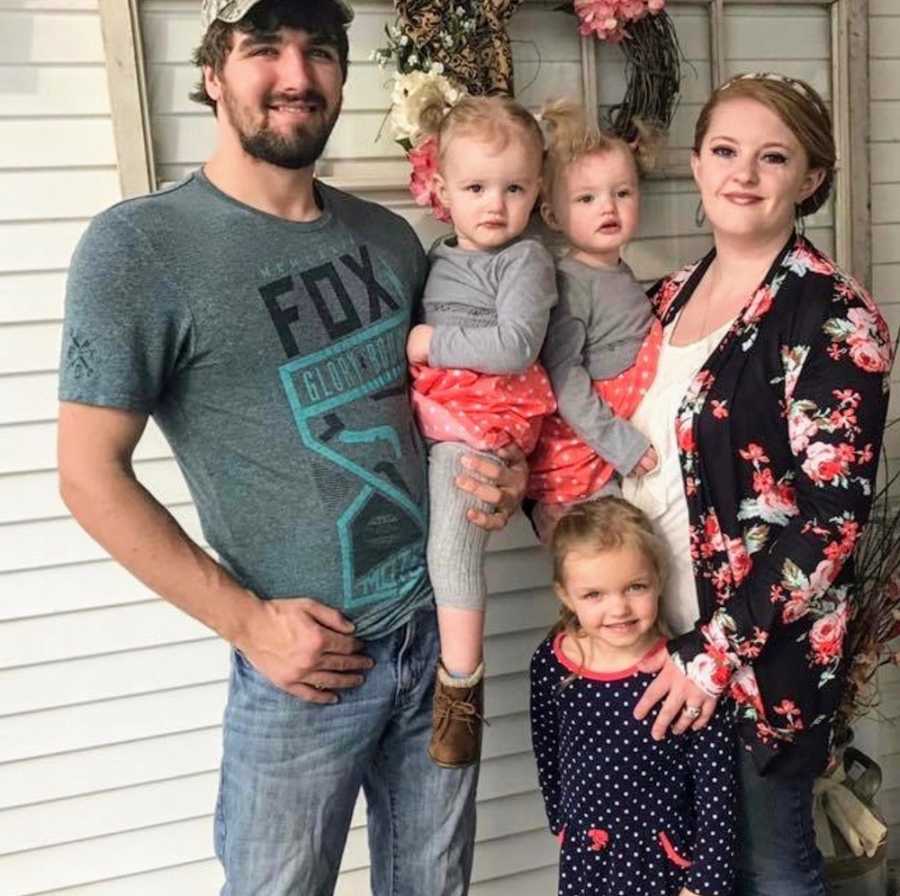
[99,0,870,285]
[582,0,871,284]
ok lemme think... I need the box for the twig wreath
[372,0,682,217]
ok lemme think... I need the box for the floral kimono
[653,234,893,776]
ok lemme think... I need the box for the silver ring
[683,705,702,720]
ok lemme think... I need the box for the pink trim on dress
[658,831,693,868]
[552,634,667,681]
[410,362,555,454]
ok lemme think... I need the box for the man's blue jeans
[214,606,478,895]
[736,746,828,896]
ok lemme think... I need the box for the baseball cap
[200,0,354,35]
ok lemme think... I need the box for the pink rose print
[801,441,849,486]
[676,417,695,453]
[742,284,774,324]
[686,650,730,696]
[739,443,769,463]
[848,339,891,374]
[782,596,810,624]
[773,698,804,732]
[730,665,766,716]
[808,557,838,597]
[785,244,835,277]
[788,409,819,455]
[711,399,729,419]
[809,605,848,666]
[758,481,797,519]
[726,536,752,586]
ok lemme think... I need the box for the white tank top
[622,314,734,637]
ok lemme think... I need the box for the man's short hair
[190,0,350,114]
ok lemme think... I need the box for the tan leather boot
[427,662,485,768]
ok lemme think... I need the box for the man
[57,1,526,892]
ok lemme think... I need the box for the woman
[622,73,893,894]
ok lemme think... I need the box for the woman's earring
[795,204,806,238]
[694,200,706,229]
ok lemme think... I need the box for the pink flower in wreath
[574,2,621,40]
[809,604,848,665]
[801,441,849,486]
[408,137,450,223]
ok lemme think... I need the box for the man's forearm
[60,463,259,648]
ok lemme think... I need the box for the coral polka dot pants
[528,318,662,504]
[410,362,557,454]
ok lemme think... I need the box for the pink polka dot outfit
[411,362,556,454]
[410,236,558,455]
[530,635,737,896]
[527,256,659,506]
[529,318,662,502]
[412,235,558,611]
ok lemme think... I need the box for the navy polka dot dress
[529,634,737,896]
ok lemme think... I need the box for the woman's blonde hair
[540,99,658,209]
[419,95,545,172]
[694,73,835,216]
[550,497,669,653]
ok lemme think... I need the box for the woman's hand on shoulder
[634,649,718,740]
[406,324,433,365]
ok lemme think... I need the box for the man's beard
[223,87,340,170]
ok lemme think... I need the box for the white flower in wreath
[389,70,466,146]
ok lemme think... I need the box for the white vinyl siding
[868,0,900,862]
[0,1,896,893]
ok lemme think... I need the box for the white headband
[719,72,820,103]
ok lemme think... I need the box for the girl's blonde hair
[694,73,835,216]
[419,95,545,171]
[550,497,669,649]
[540,99,658,209]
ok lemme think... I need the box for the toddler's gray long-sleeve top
[540,255,652,476]
[423,236,557,374]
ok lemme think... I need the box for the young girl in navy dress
[530,497,737,896]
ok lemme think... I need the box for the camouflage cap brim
[200,0,354,35]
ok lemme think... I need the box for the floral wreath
[373,0,681,220]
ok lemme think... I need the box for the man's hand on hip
[237,596,373,704]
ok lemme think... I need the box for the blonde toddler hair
[418,95,545,172]
[540,99,657,210]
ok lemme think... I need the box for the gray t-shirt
[540,255,652,476]
[423,237,557,373]
[59,170,431,639]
